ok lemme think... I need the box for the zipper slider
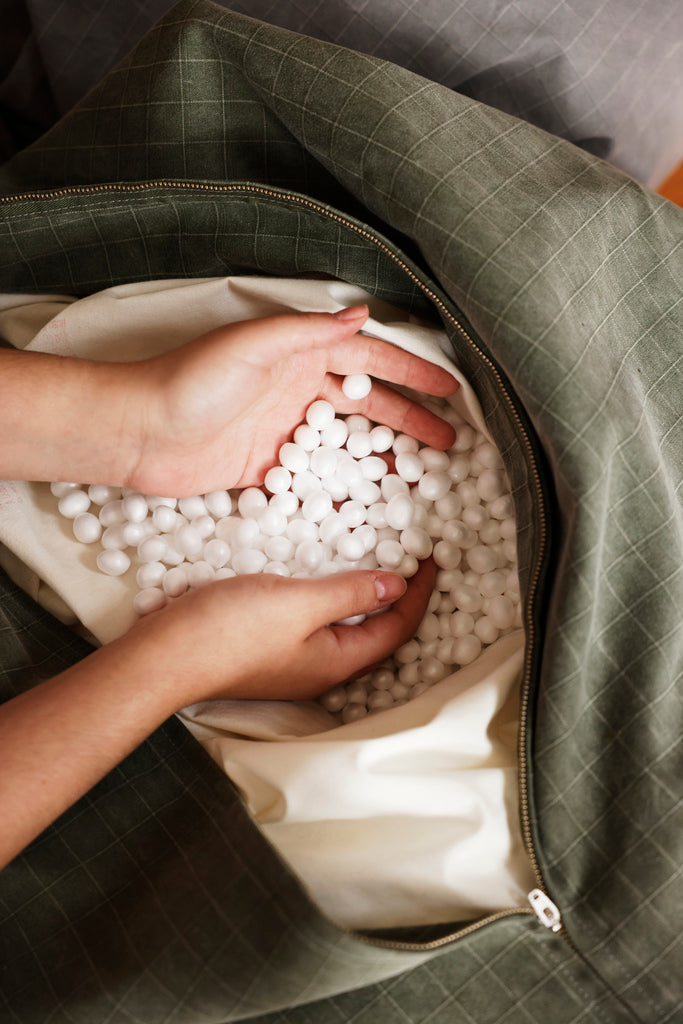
[528,889,562,932]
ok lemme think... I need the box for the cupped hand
[126,559,437,707]
[125,306,458,497]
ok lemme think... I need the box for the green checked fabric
[0,2,681,1021]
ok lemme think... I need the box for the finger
[216,307,370,364]
[321,376,456,449]
[312,559,437,680]
[324,335,459,397]
[290,569,408,631]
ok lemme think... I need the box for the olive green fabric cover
[0,2,680,1021]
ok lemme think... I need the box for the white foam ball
[349,479,381,506]
[368,690,393,711]
[395,452,424,482]
[175,524,203,557]
[258,506,288,536]
[419,447,450,472]
[187,561,216,587]
[51,481,80,498]
[319,686,348,713]
[452,424,475,452]
[337,533,365,562]
[450,610,475,637]
[453,584,483,614]
[191,515,216,540]
[353,524,377,553]
[279,441,309,473]
[178,495,206,519]
[160,541,185,566]
[133,588,166,615]
[345,414,371,433]
[448,455,470,483]
[306,400,335,430]
[145,495,177,510]
[263,561,291,576]
[467,545,499,575]
[58,489,90,519]
[420,657,447,683]
[295,541,325,572]
[385,493,415,531]
[309,446,338,479]
[287,518,319,545]
[152,505,179,532]
[366,502,388,529]
[346,431,373,459]
[73,512,102,543]
[203,490,232,517]
[342,703,367,724]
[237,488,267,517]
[87,485,120,505]
[342,373,372,400]
[264,466,292,495]
[488,595,516,630]
[370,425,394,452]
[442,520,477,548]
[162,566,188,597]
[395,639,420,664]
[359,456,388,481]
[101,525,127,550]
[291,470,323,499]
[203,538,231,568]
[452,634,482,665]
[398,663,421,685]
[321,475,349,502]
[232,549,268,575]
[232,517,261,550]
[302,490,333,523]
[392,434,419,455]
[489,495,514,521]
[479,570,507,596]
[376,539,404,569]
[434,492,462,521]
[121,521,148,547]
[462,506,489,531]
[121,493,148,523]
[320,418,348,448]
[476,469,507,502]
[433,541,462,570]
[400,526,433,559]
[340,500,366,527]
[381,474,409,501]
[418,471,451,502]
[474,617,499,645]
[136,561,166,589]
[293,423,321,452]
[96,549,131,577]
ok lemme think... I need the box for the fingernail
[334,304,369,321]
[374,572,407,604]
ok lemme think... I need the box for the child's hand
[125,559,437,705]
[125,307,458,496]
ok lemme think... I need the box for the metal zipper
[0,179,558,947]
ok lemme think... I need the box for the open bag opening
[0,274,537,932]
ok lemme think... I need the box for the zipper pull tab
[528,889,562,932]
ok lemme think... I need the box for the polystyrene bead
[232,518,261,549]
[474,617,499,645]
[121,493,148,523]
[337,613,367,626]
[306,400,335,430]
[319,686,348,713]
[191,515,216,540]
[121,521,148,547]
[415,613,439,644]
[161,566,188,597]
[264,466,292,495]
[453,584,483,614]
[410,680,431,699]
[203,490,232,517]
[353,524,377,553]
[456,481,480,508]
[435,569,463,592]
[336,456,363,487]
[450,610,475,637]
[215,567,237,580]
[51,481,80,498]
[359,456,388,481]
[258,506,288,536]
[263,561,291,576]
[291,470,323,499]
[447,455,470,484]
[287,518,319,545]
[320,418,348,448]
[58,489,90,518]
[133,588,167,615]
[161,541,185,566]
[499,516,517,540]
[462,506,489,531]
[366,502,388,529]
[268,494,298,521]
[392,434,419,455]
[381,474,409,501]
[385,493,415,531]
[342,703,367,724]
[488,595,516,630]
[295,541,325,572]
[203,538,231,568]
[101,525,127,550]
[395,639,420,664]
[452,634,482,665]
[467,545,499,575]
[395,452,424,482]
[376,539,404,569]
[309,446,338,479]
[437,593,456,614]
[318,512,347,546]
[340,500,366,527]
[152,505,179,532]
[452,424,475,452]
[342,373,372,400]
[237,488,267,518]
[420,657,447,683]
[489,495,514,521]
[417,471,451,502]
[433,541,462,570]
[368,690,393,711]
[346,431,373,459]
[145,495,177,510]
[175,525,203,557]
[96,549,131,576]
[186,561,216,587]
[264,535,294,562]
[87,484,120,505]
[442,520,477,548]
[293,424,321,452]
[419,447,450,472]
[136,561,166,589]
[370,425,394,452]
[349,479,381,506]
[434,492,463,521]
[390,682,411,701]
[398,662,420,685]
[479,570,507,596]
[72,512,102,543]
[232,549,268,575]
[302,490,333,523]
[279,441,309,473]
[337,533,366,562]
[476,469,507,501]
[345,414,371,433]
[436,638,456,664]
[177,495,206,519]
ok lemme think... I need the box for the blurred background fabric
[1,0,682,188]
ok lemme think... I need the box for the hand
[125,306,458,496]
[126,559,437,704]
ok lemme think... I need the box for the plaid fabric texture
[0,2,681,1021]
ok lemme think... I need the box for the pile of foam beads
[51,374,521,723]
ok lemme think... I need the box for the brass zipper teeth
[0,179,551,942]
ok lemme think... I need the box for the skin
[0,305,458,870]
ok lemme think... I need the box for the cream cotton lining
[0,277,535,929]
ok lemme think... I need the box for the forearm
[0,349,143,485]
[0,634,184,870]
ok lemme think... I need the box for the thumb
[297,570,407,629]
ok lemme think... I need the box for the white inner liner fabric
[0,277,535,929]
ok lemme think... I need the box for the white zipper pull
[528,889,562,932]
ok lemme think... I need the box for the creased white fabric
[0,277,535,928]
